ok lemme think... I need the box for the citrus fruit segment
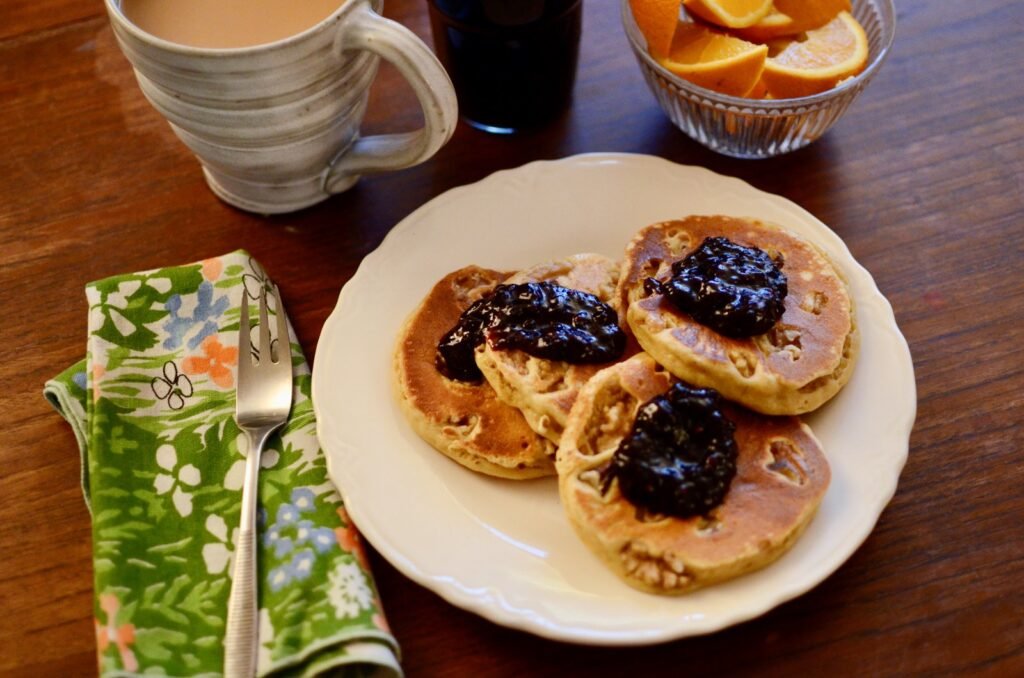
[659,21,768,97]
[744,77,770,99]
[733,10,794,42]
[630,0,683,59]
[760,11,868,98]
[682,0,773,29]
[734,0,852,41]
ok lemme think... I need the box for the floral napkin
[44,252,400,678]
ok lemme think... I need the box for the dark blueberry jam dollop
[436,281,626,382]
[645,236,787,337]
[601,382,738,518]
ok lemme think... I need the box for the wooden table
[2,0,1022,675]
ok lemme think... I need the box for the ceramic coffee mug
[106,0,458,213]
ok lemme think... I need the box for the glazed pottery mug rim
[104,0,458,213]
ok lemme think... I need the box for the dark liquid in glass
[428,0,582,133]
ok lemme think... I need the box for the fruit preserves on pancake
[393,266,555,479]
[618,215,858,415]
[557,353,830,595]
[474,253,629,443]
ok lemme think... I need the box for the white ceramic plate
[312,153,915,645]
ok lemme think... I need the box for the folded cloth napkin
[44,251,400,678]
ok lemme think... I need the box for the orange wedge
[733,11,795,42]
[744,77,770,98]
[630,0,683,59]
[735,0,852,41]
[682,0,773,29]
[760,11,869,98]
[763,37,797,57]
[660,21,768,97]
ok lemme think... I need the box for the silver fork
[224,284,293,678]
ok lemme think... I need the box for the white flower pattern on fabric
[106,280,142,337]
[258,608,275,670]
[146,277,172,294]
[327,560,374,620]
[201,514,238,576]
[153,444,200,516]
[224,433,279,491]
[107,280,141,309]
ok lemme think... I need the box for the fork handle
[224,524,257,678]
[224,430,269,678]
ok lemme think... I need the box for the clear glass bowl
[621,0,896,159]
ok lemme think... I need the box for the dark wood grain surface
[2,0,1022,675]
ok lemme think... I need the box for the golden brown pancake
[618,216,858,415]
[474,253,628,443]
[557,353,831,595]
[393,266,556,479]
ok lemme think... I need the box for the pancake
[474,253,627,443]
[556,353,830,595]
[393,266,556,479]
[618,216,858,415]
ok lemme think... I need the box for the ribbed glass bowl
[621,0,896,159]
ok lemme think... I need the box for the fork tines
[239,284,290,367]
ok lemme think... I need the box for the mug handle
[324,1,458,193]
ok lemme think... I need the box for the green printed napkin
[44,252,400,678]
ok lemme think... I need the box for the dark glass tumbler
[427,0,582,134]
